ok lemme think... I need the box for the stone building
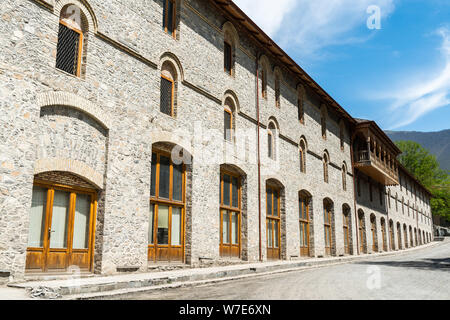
[0,0,433,281]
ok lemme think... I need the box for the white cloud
[233,0,297,37]
[381,27,450,129]
[234,0,395,58]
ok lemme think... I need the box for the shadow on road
[356,258,450,271]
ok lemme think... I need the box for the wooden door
[343,212,350,255]
[324,204,332,256]
[371,218,376,252]
[381,221,387,251]
[26,182,97,272]
[266,187,280,260]
[358,214,365,253]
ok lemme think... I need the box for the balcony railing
[356,150,370,162]
[354,150,399,185]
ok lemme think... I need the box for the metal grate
[160,77,173,116]
[56,23,81,76]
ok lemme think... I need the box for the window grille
[56,23,82,76]
[160,77,173,116]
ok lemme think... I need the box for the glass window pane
[224,111,231,141]
[28,187,47,248]
[267,220,273,247]
[72,194,91,249]
[150,153,157,197]
[266,189,272,216]
[273,191,279,217]
[171,207,182,246]
[172,163,183,201]
[157,205,169,245]
[232,177,239,208]
[274,220,279,248]
[231,212,239,245]
[49,190,70,249]
[222,211,230,244]
[223,174,231,206]
[159,155,170,199]
[149,204,154,245]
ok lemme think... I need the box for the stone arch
[342,203,353,255]
[159,52,184,82]
[54,0,98,32]
[299,189,314,257]
[37,91,111,130]
[223,90,240,114]
[34,158,103,189]
[220,163,248,260]
[323,198,336,256]
[222,21,240,48]
[266,178,286,260]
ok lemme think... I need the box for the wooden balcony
[354,150,399,186]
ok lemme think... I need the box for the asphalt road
[127,241,450,300]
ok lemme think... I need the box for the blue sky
[234,0,450,132]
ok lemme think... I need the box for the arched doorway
[389,220,395,250]
[404,224,408,248]
[380,218,387,251]
[342,204,352,255]
[370,214,378,252]
[26,172,98,272]
[397,222,402,250]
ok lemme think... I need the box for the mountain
[385,129,450,172]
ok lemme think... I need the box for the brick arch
[37,91,111,130]
[34,158,103,189]
[54,0,98,32]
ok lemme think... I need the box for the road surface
[125,241,450,300]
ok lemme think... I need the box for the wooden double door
[266,186,281,260]
[26,182,97,272]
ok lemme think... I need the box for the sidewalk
[3,241,442,300]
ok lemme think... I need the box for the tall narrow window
[275,75,281,108]
[324,201,333,256]
[268,123,276,160]
[342,165,347,191]
[321,105,327,139]
[220,171,241,258]
[323,154,329,183]
[224,109,232,141]
[299,140,306,173]
[343,207,351,255]
[261,68,267,99]
[56,20,83,76]
[163,0,176,37]
[340,121,345,151]
[160,75,174,116]
[224,41,232,75]
[299,194,310,257]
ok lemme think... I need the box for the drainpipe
[256,55,262,262]
[350,133,360,255]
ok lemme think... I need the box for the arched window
[223,97,235,142]
[268,122,276,160]
[275,73,281,108]
[160,61,178,117]
[56,5,88,77]
[321,104,327,139]
[163,0,177,38]
[224,40,233,75]
[261,67,267,99]
[342,164,347,191]
[299,192,311,257]
[299,139,306,173]
[323,199,334,256]
[298,85,305,124]
[343,205,352,255]
[223,23,238,76]
[323,153,329,183]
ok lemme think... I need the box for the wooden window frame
[342,166,347,191]
[224,108,233,142]
[57,19,83,77]
[163,0,177,38]
[299,195,310,256]
[266,185,281,259]
[324,203,333,256]
[160,74,175,117]
[224,40,233,75]
[149,149,186,263]
[219,170,242,258]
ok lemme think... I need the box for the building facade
[0,0,433,281]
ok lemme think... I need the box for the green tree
[395,140,450,220]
